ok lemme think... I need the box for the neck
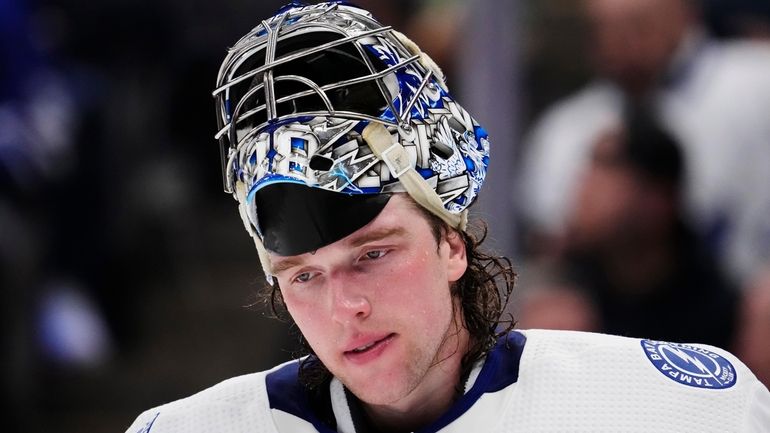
[363,311,470,432]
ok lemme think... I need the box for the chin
[342,369,417,405]
[348,381,410,406]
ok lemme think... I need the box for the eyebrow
[270,226,408,274]
[347,226,407,248]
[271,256,307,274]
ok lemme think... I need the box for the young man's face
[271,194,468,405]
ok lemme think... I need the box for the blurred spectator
[1,0,110,430]
[517,0,770,287]
[515,280,600,333]
[735,266,770,388]
[704,0,770,40]
[518,108,738,349]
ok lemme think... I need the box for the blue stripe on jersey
[265,331,526,432]
[416,331,526,432]
[265,361,337,433]
[485,331,527,392]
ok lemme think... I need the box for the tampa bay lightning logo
[641,340,736,389]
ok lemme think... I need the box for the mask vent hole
[309,154,334,171]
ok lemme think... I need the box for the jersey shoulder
[124,360,299,433]
[507,329,770,432]
[518,328,751,390]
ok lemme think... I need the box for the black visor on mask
[253,183,392,256]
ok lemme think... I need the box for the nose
[329,273,371,324]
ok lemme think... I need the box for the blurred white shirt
[518,31,770,285]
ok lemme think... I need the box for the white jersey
[126,329,770,432]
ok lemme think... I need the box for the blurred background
[2,0,770,431]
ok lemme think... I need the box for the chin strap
[370,31,466,230]
[235,182,275,284]
[363,122,467,232]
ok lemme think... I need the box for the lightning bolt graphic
[662,345,722,384]
[318,144,380,191]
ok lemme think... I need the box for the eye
[363,249,388,260]
[293,271,315,284]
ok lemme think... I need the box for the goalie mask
[213,1,490,277]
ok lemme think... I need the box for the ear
[445,229,468,283]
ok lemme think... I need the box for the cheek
[380,251,433,290]
[282,292,327,343]
[377,250,452,315]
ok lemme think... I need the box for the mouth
[343,333,396,364]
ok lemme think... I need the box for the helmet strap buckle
[380,140,412,178]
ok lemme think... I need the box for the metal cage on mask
[211,2,490,278]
